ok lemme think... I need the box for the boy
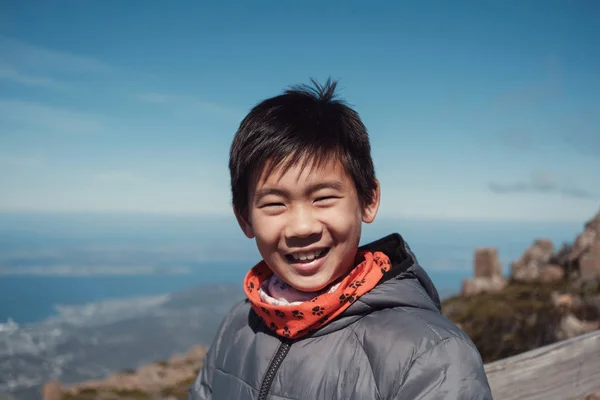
[190,79,492,399]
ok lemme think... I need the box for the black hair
[229,78,377,215]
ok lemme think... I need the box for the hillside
[41,211,600,400]
[43,346,206,400]
[444,210,600,364]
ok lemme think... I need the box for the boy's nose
[284,206,323,239]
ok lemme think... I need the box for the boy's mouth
[285,248,330,263]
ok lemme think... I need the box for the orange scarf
[244,251,391,339]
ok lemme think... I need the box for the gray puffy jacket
[189,234,492,400]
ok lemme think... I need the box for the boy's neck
[260,274,341,305]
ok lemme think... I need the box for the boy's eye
[315,196,338,203]
[261,203,285,209]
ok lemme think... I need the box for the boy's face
[236,157,380,292]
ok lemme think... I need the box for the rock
[42,345,208,400]
[549,242,574,267]
[569,212,600,262]
[580,255,600,280]
[538,264,565,283]
[579,240,600,280]
[462,248,507,296]
[41,382,64,400]
[511,239,555,282]
[582,392,600,400]
[474,248,503,278]
[551,292,582,310]
[582,295,600,321]
[443,210,600,369]
[461,276,508,296]
[571,230,598,260]
[556,313,600,340]
[511,260,540,282]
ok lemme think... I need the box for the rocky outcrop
[570,212,600,261]
[474,248,503,278]
[509,211,600,284]
[580,240,600,280]
[556,313,599,341]
[42,345,207,400]
[511,239,555,282]
[538,264,564,282]
[445,210,600,364]
[570,211,600,280]
[461,276,507,296]
[461,248,507,296]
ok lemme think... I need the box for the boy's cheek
[252,221,283,243]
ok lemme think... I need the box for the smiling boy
[189,79,492,399]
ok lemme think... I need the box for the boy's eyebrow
[307,181,344,193]
[254,181,344,202]
[254,188,288,202]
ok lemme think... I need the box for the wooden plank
[483,330,600,400]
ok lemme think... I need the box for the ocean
[0,212,584,325]
[0,266,471,324]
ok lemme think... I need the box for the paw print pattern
[340,293,357,304]
[349,279,366,289]
[245,251,393,340]
[292,310,304,320]
[376,256,392,273]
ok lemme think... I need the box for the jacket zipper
[257,341,291,400]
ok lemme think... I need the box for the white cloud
[0,36,114,76]
[488,170,596,199]
[135,91,244,120]
[0,100,105,135]
[0,63,63,89]
[0,36,115,91]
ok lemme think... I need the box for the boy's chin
[285,274,336,293]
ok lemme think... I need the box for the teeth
[291,250,324,261]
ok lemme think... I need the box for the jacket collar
[310,233,442,337]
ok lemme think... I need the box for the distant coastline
[0,214,583,325]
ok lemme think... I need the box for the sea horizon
[0,212,586,324]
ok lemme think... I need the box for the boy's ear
[234,207,255,239]
[362,180,381,224]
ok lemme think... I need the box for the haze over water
[0,212,584,324]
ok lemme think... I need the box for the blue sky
[0,1,598,222]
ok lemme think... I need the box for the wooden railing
[483,329,600,400]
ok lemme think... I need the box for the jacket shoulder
[357,304,472,344]
[351,306,487,398]
[222,298,252,333]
